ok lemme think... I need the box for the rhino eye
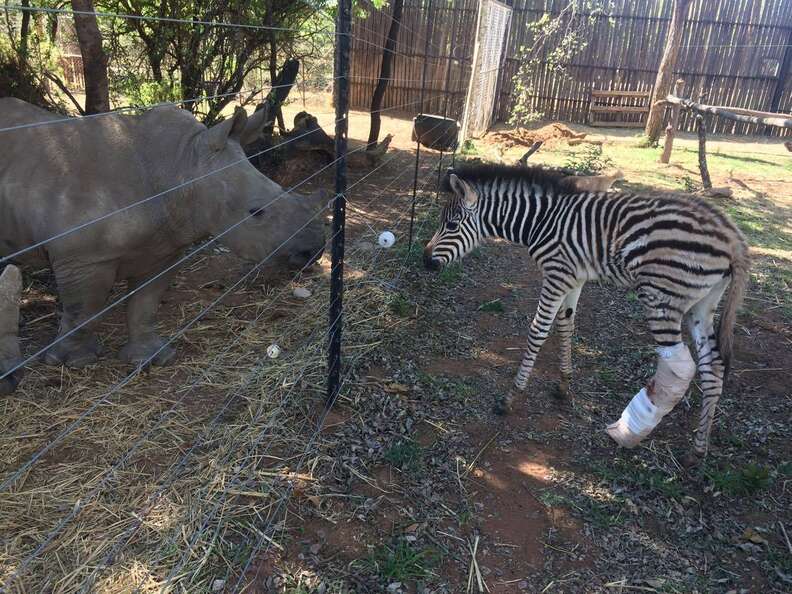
[249,208,265,218]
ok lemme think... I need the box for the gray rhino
[0,98,326,370]
[0,265,22,395]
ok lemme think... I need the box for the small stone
[518,581,529,590]
[387,582,402,592]
[212,579,226,592]
[293,286,312,299]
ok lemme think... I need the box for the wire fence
[0,1,462,591]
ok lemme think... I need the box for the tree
[99,1,327,124]
[71,0,110,113]
[509,1,613,128]
[366,0,403,150]
[644,0,692,143]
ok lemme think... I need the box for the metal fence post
[327,0,351,407]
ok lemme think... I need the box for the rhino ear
[206,108,248,151]
[239,104,272,147]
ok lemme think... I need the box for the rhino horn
[205,107,249,151]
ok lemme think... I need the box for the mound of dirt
[490,123,587,148]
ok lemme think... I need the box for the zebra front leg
[496,282,567,415]
[607,313,695,448]
[556,284,583,399]
[687,280,729,462]
[514,282,568,390]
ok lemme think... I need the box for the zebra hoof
[681,450,706,469]
[493,395,513,416]
[552,380,571,400]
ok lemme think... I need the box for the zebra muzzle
[423,247,442,271]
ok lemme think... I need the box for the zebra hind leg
[686,278,730,463]
[555,285,583,399]
[607,310,696,449]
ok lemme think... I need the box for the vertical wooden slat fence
[350,0,480,121]
[351,0,792,137]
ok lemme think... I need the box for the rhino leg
[0,265,23,395]
[44,263,116,367]
[119,270,176,366]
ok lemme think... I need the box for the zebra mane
[442,162,571,194]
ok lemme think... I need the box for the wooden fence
[350,0,479,123]
[351,0,792,137]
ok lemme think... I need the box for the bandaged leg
[606,342,696,448]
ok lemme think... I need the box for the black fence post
[327,0,351,407]
[408,0,435,247]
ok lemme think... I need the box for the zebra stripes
[423,163,749,459]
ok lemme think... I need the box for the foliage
[477,298,504,313]
[1,3,70,112]
[364,541,440,581]
[509,1,615,127]
[707,463,773,496]
[563,144,613,174]
[383,439,423,472]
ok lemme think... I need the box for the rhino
[0,98,326,372]
[0,265,22,395]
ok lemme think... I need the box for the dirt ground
[1,103,790,593]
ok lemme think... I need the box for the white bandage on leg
[606,343,696,448]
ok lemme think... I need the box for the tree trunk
[367,0,404,150]
[644,0,692,143]
[269,34,286,133]
[71,0,110,114]
[19,0,31,59]
[696,114,712,190]
[261,58,300,137]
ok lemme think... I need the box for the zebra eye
[446,221,459,231]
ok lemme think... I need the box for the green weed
[365,541,440,581]
[563,144,614,175]
[477,298,505,313]
[438,261,463,285]
[707,463,772,495]
[384,439,423,472]
[388,294,412,318]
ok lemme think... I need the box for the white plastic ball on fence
[266,344,281,359]
[378,230,396,248]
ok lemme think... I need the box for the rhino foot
[119,336,175,367]
[0,359,22,396]
[44,336,102,368]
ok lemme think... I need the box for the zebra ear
[449,174,478,208]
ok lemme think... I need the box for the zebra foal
[423,164,749,460]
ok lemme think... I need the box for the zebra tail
[718,246,750,378]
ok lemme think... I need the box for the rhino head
[186,107,327,269]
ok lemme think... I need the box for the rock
[698,186,733,198]
[212,579,225,592]
[293,286,312,299]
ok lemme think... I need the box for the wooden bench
[588,89,652,128]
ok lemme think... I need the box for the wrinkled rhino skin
[0,99,326,369]
[0,265,22,395]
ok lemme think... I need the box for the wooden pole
[696,114,712,190]
[660,95,792,129]
[660,79,684,164]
